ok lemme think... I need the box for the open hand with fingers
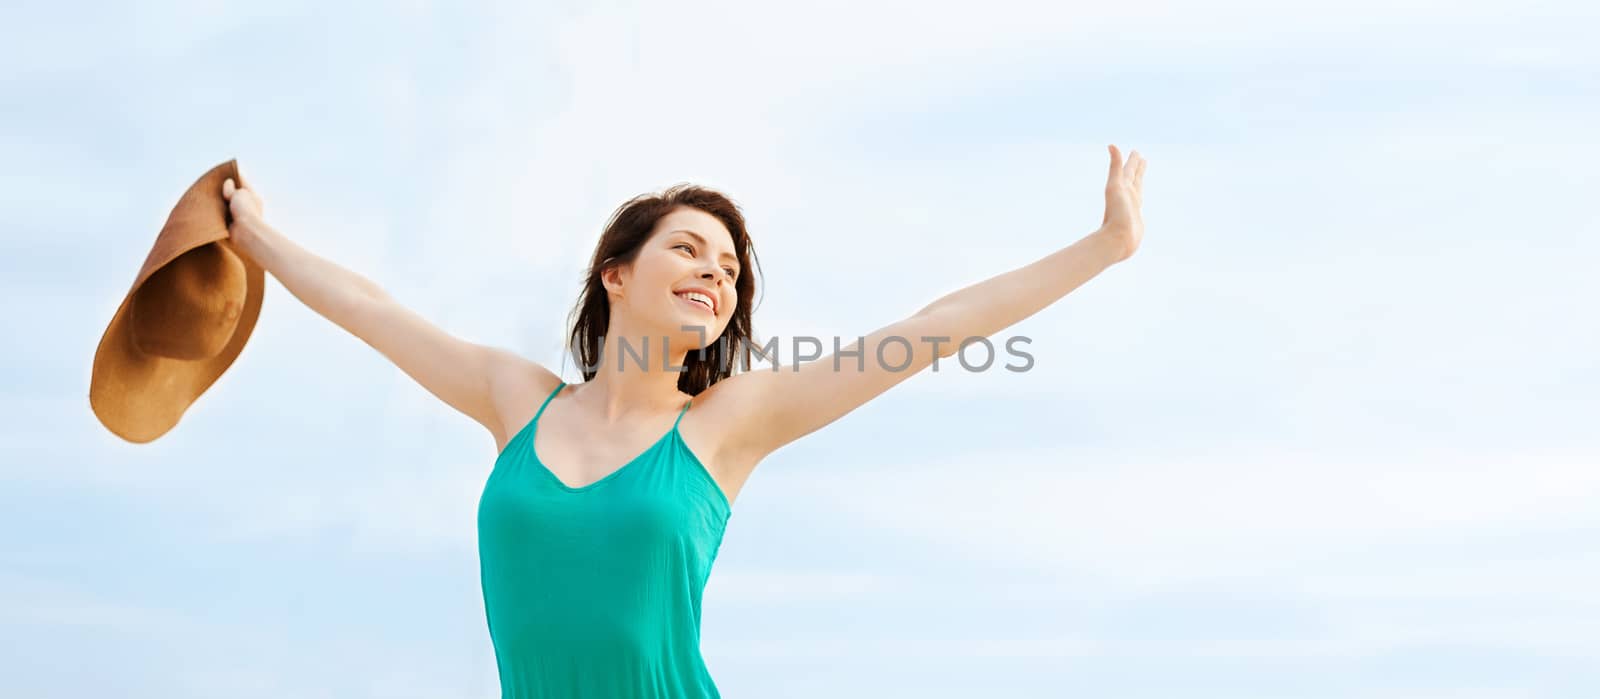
[1096,144,1147,263]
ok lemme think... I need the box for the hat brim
[90,236,265,444]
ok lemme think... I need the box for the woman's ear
[600,259,628,300]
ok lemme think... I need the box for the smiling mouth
[675,292,715,315]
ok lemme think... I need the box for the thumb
[223,177,235,199]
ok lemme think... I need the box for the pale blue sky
[3,1,1598,697]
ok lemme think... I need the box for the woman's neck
[576,318,694,423]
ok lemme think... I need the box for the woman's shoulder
[486,355,565,447]
[680,376,765,507]
[487,352,562,398]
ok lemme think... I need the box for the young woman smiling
[220,144,1148,698]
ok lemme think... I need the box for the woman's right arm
[222,180,553,444]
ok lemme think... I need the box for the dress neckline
[527,381,692,493]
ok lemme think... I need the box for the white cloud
[0,573,195,635]
[784,442,1600,586]
[708,568,897,604]
[704,635,1095,661]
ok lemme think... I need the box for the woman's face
[606,206,740,348]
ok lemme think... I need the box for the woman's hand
[222,175,269,255]
[1096,144,1147,263]
[222,176,265,221]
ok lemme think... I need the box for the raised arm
[707,145,1147,468]
[221,178,553,445]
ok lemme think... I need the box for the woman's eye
[723,267,737,278]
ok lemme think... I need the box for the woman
[220,145,1147,698]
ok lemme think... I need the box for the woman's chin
[675,320,714,341]
[670,307,715,331]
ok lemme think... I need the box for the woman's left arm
[708,145,1148,464]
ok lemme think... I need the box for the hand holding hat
[222,175,265,226]
[89,159,267,443]
[221,175,271,260]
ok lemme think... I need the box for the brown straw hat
[89,159,265,443]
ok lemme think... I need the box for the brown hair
[564,183,764,395]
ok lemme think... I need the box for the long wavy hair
[564,183,764,395]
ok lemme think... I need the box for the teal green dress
[477,381,733,698]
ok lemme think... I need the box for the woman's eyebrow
[670,229,739,267]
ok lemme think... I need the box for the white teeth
[677,291,714,312]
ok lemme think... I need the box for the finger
[1134,157,1146,191]
[223,178,234,198]
[1107,144,1122,182]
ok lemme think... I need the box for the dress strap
[672,396,692,430]
[534,381,566,423]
